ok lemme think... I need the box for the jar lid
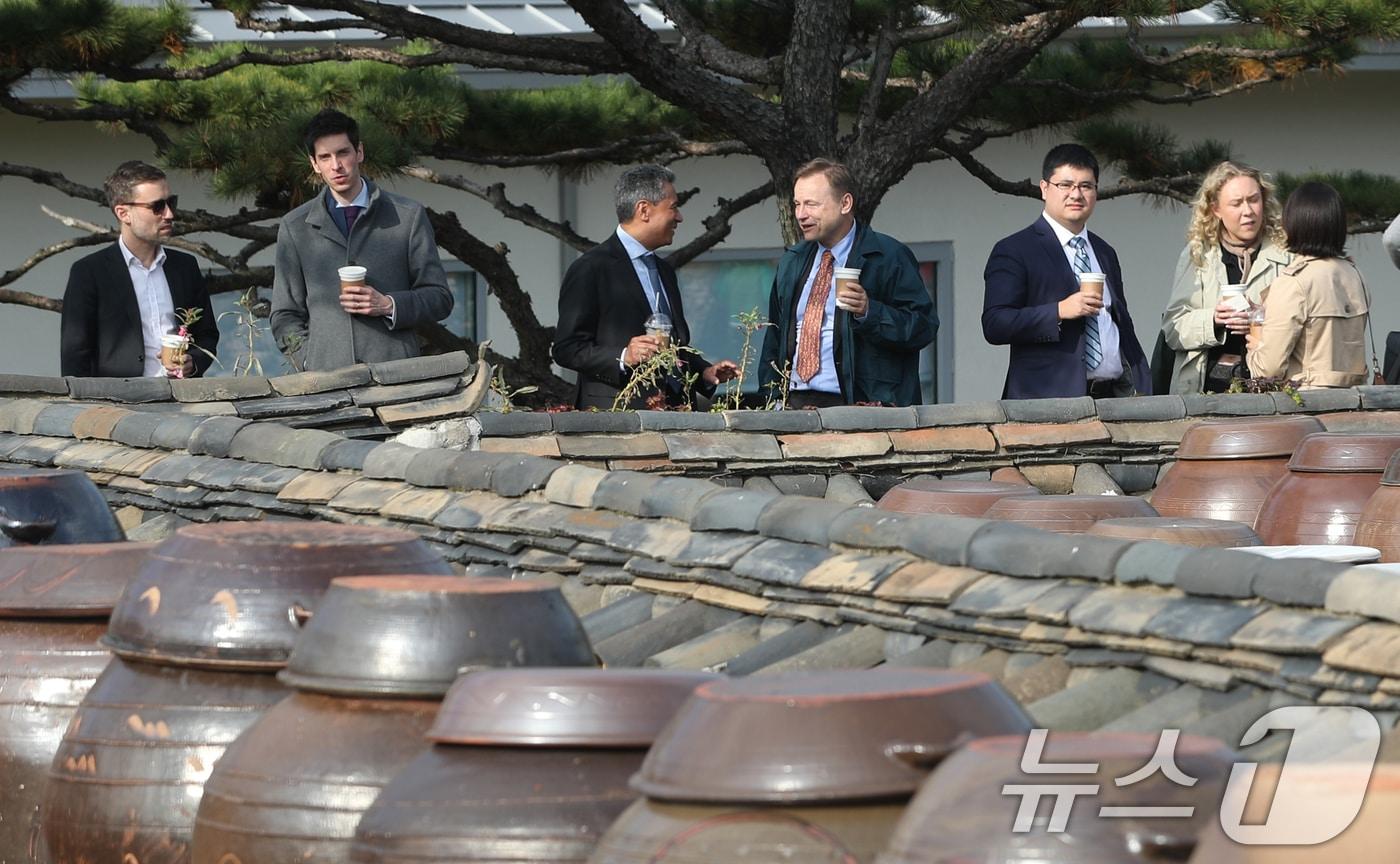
[1175,416,1325,460]
[1288,432,1400,474]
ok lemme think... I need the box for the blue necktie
[641,254,674,319]
[1070,236,1102,370]
[342,205,361,237]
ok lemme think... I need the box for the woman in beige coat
[1248,182,1369,389]
[1160,162,1291,393]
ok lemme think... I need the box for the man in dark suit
[61,161,217,378]
[552,164,737,409]
[982,144,1149,399]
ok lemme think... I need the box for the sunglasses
[120,195,179,214]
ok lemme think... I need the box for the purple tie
[343,205,361,236]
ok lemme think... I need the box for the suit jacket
[758,223,937,406]
[552,233,712,409]
[982,218,1150,399]
[270,184,453,371]
[60,243,218,378]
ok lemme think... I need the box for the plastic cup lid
[338,265,367,280]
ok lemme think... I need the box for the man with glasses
[271,109,452,371]
[61,161,218,378]
[982,144,1150,398]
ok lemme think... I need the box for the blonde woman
[1160,162,1291,393]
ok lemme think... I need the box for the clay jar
[1254,432,1400,546]
[43,523,452,864]
[982,494,1157,534]
[877,478,1041,517]
[1151,416,1325,526]
[589,669,1033,864]
[1352,450,1400,562]
[878,733,1238,864]
[1086,516,1261,548]
[192,576,598,864]
[352,668,718,863]
[0,467,124,547]
[0,542,150,864]
[1189,764,1400,862]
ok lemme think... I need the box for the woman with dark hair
[1247,181,1369,388]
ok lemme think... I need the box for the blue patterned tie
[1070,236,1102,370]
[641,254,674,319]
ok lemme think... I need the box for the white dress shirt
[615,225,671,369]
[792,221,858,394]
[118,236,177,377]
[1042,213,1124,382]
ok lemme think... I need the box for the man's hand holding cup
[625,334,662,366]
[833,267,867,317]
[338,265,392,317]
[1059,272,1105,320]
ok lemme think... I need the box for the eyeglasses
[120,195,179,214]
[1048,181,1097,195]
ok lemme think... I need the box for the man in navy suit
[61,161,217,378]
[552,164,737,409]
[982,144,1149,399]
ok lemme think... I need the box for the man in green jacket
[758,158,937,407]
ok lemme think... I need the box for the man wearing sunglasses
[982,143,1150,399]
[270,109,452,371]
[61,161,218,378]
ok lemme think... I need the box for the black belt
[787,390,846,409]
[1087,379,1118,398]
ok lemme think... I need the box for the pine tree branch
[1125,18,1348,67]
[0,93,173,153]
[90,44,581,81]
[37,205,270,280]
[651,0,781,84]
[431,134,749,170]
[855,6,905,141]
[896,18,964,45]
[667,180,776,268]
[0,288,61,313]
[402,164,596,252]
[0,232,111,293]
[0,162,106,205]
[936,138,1198,203]
[1014,72,1287,106]
[209,0,623,73]
[567,0,787,155]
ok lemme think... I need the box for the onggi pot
[1150,416,1325,526]
[982,494,1157,534]
[352,668,717,863]
[1254,432,1400,546]
[0,468,124,547]
[192,576,597,864]
[588,669,1032,863]
[876,479,1041,517]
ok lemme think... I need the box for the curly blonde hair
[1185,161,1285,269]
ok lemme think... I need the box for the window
[442,265,485,342]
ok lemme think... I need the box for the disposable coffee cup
[1221,284,1249,312]
[159,333,189,371]
[834,266,862,311]
[1077,272,1106,300]
[338,265,367,295]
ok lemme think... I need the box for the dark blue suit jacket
[982,218,1150,399]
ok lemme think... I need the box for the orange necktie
[796,251,835,381]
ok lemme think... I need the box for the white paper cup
[1077,271,1106,300]
[1221,284,1249,311]
[338,265,367,294]
[834,266,862,311]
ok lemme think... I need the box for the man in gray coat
[271,109,453,371]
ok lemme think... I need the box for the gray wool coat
[270,183,453,371]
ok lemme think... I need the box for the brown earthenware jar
[1086,516,1261,548]
[0,541,150,864]
[103,522,452,668]
[351,669,718,863]
[192,577,598,864]
[877,478,1041,517]
[0,468,124,547]
[1151,416,1325,526]
[43,524,453,864]
[878,732,1238,864]
[982,494,1157,534]
[1351,450,1400,562]
[1188,764,1400,862]
[589,669,1032,864]
[1254,432,1400,546]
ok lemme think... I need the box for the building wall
[2,68,1397,403]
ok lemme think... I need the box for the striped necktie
[1069,236,1102,370]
